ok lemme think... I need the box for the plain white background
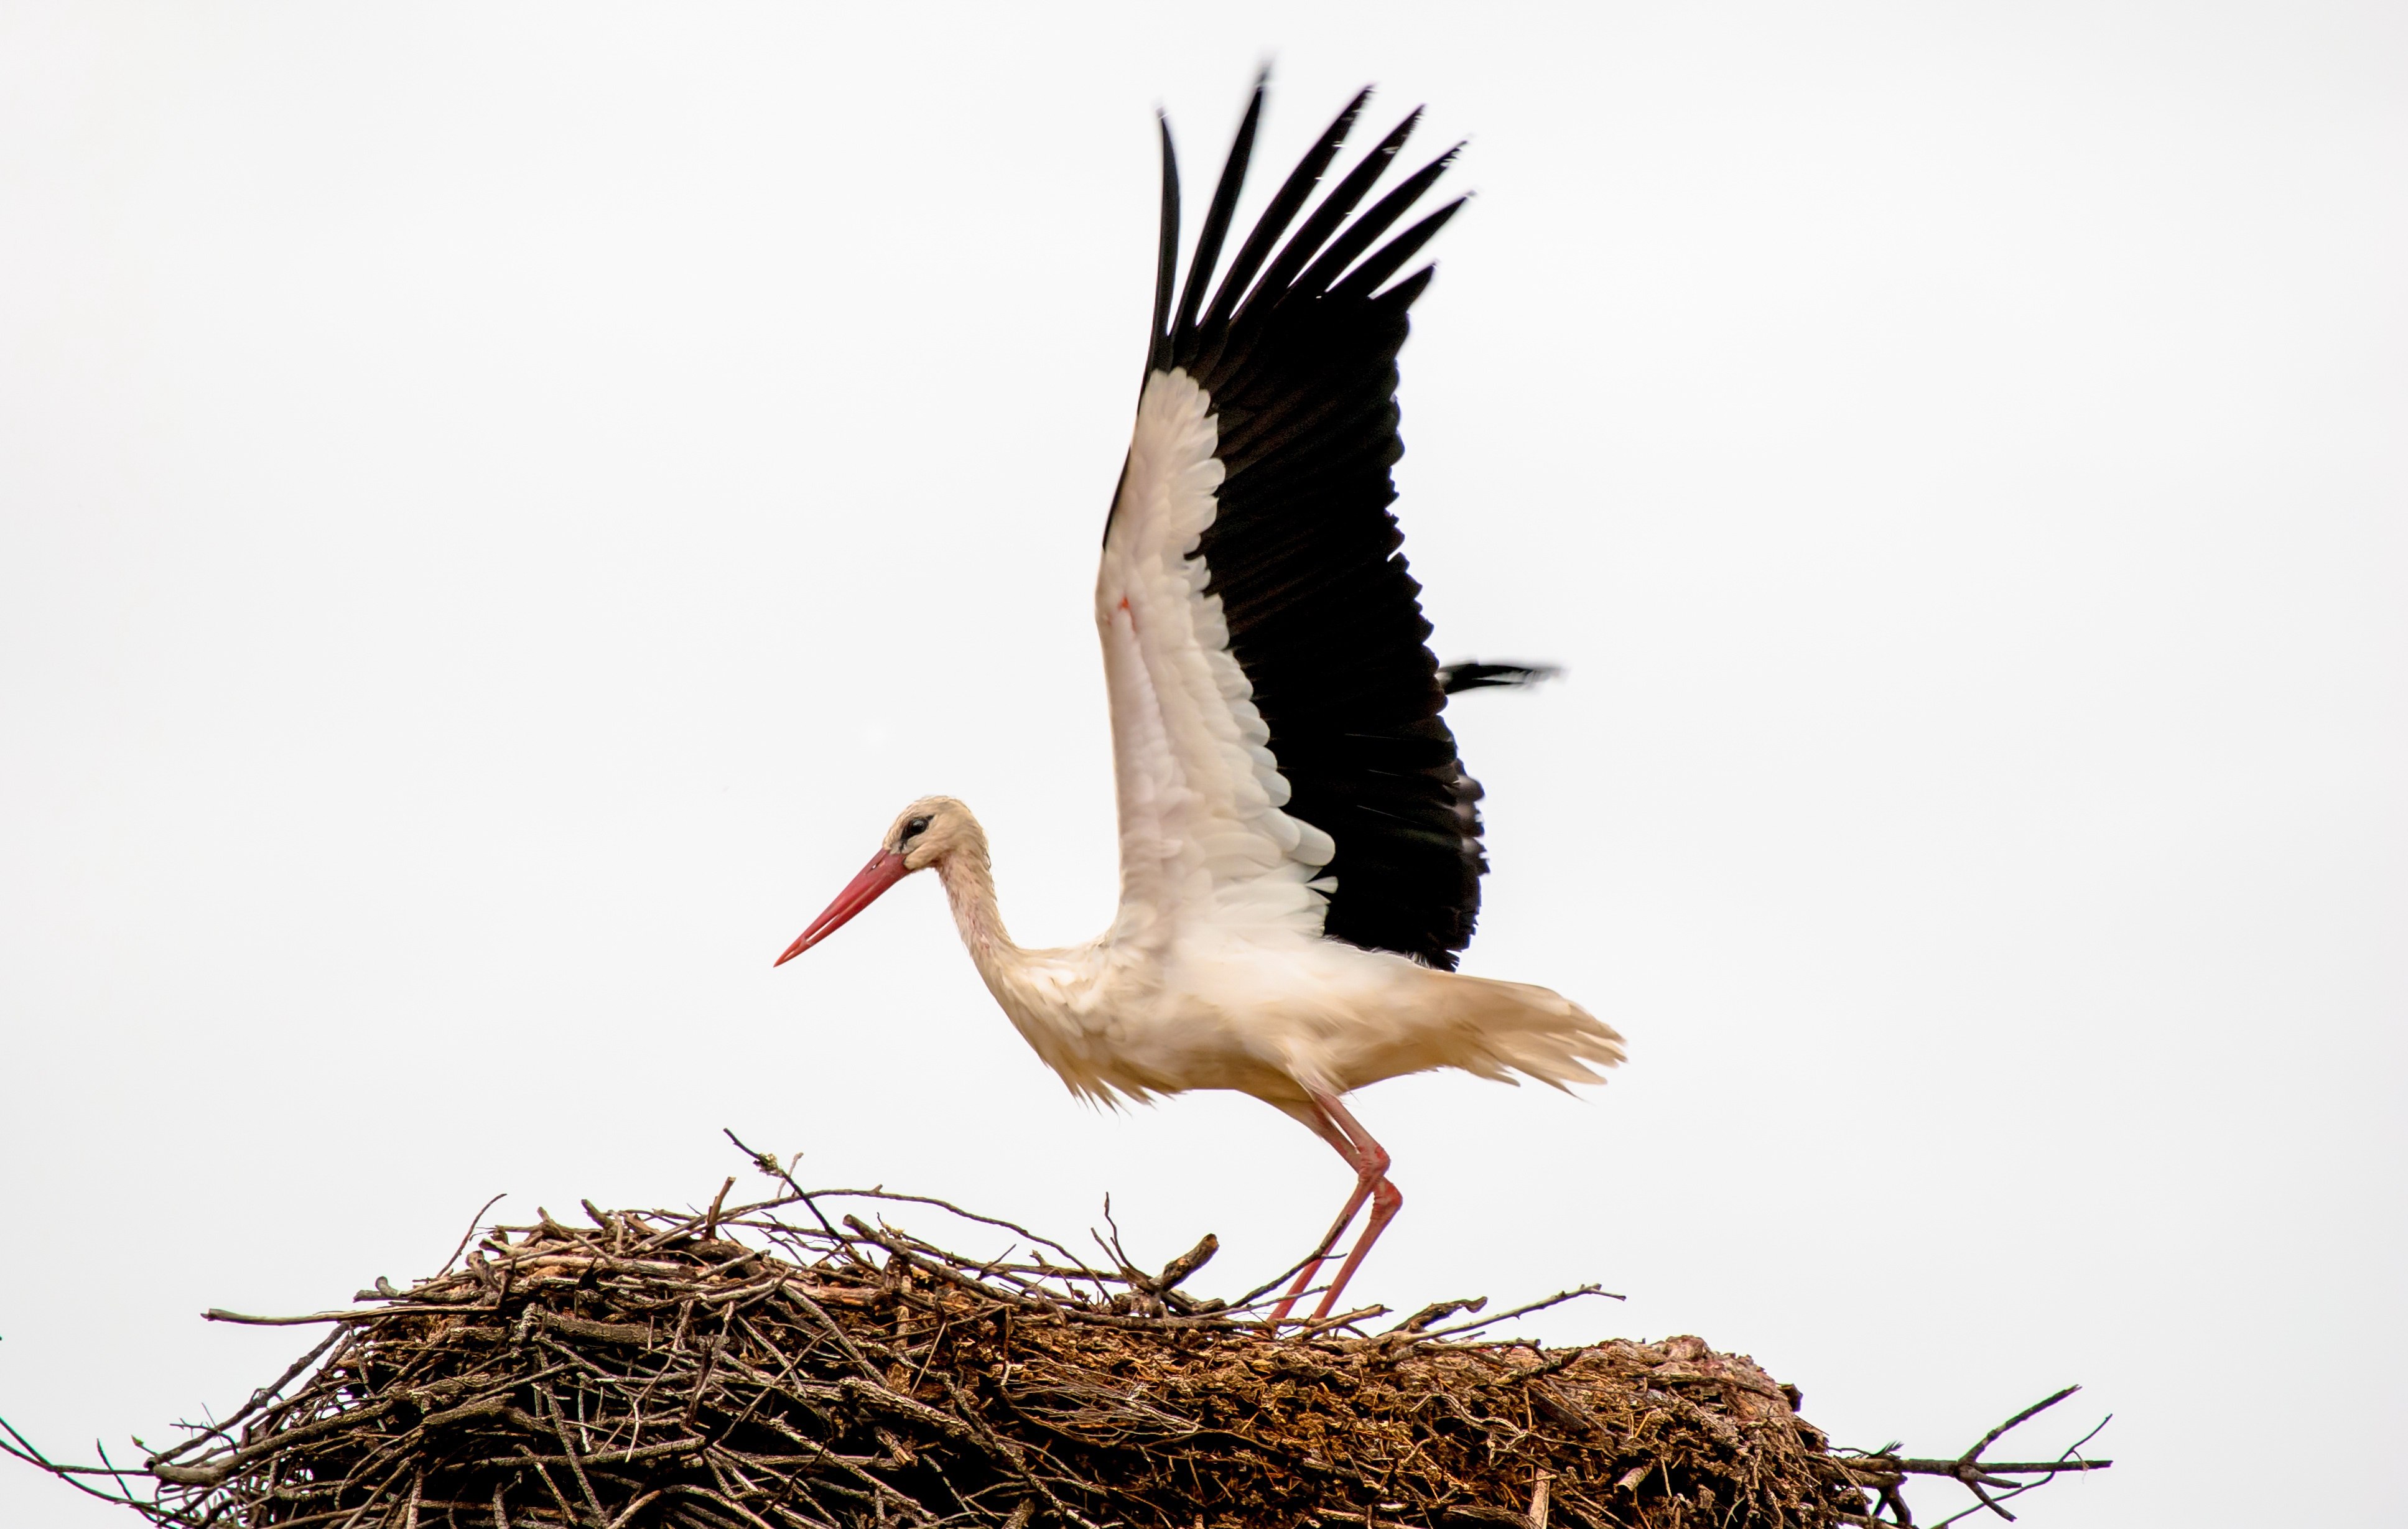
[3,5,2401,1525]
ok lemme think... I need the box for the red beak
[775,848,911,965]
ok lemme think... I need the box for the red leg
[1306,1092,1402,1321]
[1266,1099,1375,1324]
[1265,1092,1402,1327]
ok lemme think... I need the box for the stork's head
[774,796,972,965]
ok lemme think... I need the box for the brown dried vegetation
[1,1164,2106,1529]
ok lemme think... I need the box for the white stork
[778,83,1624,1324]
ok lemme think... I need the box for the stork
[778,82,1624,1324]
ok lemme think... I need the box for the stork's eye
[903,816,932,840]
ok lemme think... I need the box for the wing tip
[1438,661,1564,695]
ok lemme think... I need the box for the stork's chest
[967,942,1299,1103]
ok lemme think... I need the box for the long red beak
[775,849,911,965]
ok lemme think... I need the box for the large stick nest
[4,1167,2108,1529]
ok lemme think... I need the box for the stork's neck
[935,835,1020,974]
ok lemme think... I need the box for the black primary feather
[1130,80,1492,969]
[1144,113,1180,379]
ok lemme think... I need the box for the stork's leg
[1265,1100,1374,1324]
[1305,1092,1402,1321]
[1265,1092,1401,1326]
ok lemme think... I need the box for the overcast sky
[3,5,2402,1527]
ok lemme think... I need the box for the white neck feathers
[934,829,1018,973]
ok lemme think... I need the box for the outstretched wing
[1097,81,1487,968]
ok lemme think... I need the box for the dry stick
[807,1187,1102,1281]
[872,1222,1115,1296]
[1229,1243,1344,1314]
[1415,1286,1622,1342]
[604,1489,666,1529]
[722,1130,852,1253]
[1852,1389,2114,1527]
[776,1284,883,1383]
[88,1444,150,1522]
[1882,1401,2115,1484]
[202,1305,480,1327]
[702,1178,738,1241]
[1094,1192,1135,1280]
[149,1398,397,1486]
[615,1196,796,1265]
[669,1480,783,1529]
[436,1193,511,1280]
[683,1327,727,1428]
[0,1418,159,1515]
[1888,1457,2113,1485]
[844,1219,1237,1335]
[1968,1387,2080,1462]
[512,1444,584,1527]
[1476,1347,1597,1390]
[1148,1232,1219,1294]
[1386,1298,1485,1336]
[1921,1423,2113,1529]
[1292,1304,1390,1339]
[739,1420,929,1520]
[146,1326,351,1467]
[330,1457,417,1529]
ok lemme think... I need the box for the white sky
[2,5,2401,1526]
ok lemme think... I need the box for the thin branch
[1844,1388,2115,1527]
[438,1193,511,1279]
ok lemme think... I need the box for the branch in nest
[1839,1386,2114,1526]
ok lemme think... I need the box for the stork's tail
[1437,974,1625,1090]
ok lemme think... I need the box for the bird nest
[3,1151,2109,1529]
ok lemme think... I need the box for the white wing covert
[1098,371,1334,947]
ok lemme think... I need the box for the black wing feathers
[1439,662,1562,694]
[1240,109,1420,318]
[1330,203,1465,300]
[1200,90,1369,334]
[1171,85,1263,348]
[1142,82,1489,969]
[1145,116,1180,379]
[1291,149,1462,299]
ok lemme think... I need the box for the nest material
[7,1170,2109,1529]
[90,1178,1872,1529]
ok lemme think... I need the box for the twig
[1844,1388,2114,1526]
[702,1177,737,1240]
[806,1187,1101,1280]
[439,1193,511,1278]
[144,1326,349,1466]
[1415,1285,1621,1341]
[722,1129,848,1252]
